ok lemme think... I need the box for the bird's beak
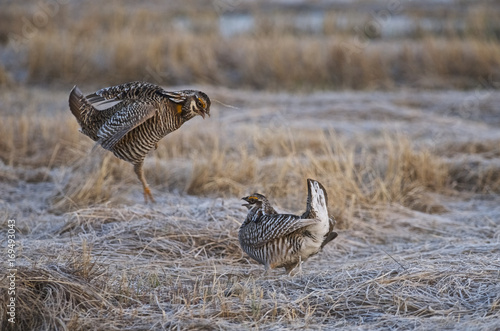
[241,197,250,207]
[197,107,210,119]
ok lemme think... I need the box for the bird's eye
[196,98,205,109]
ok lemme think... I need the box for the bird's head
[241,194,266,209]
[181,90,211,120]
[242,193,277,216]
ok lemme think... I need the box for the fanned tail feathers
[306,179,338,249]
[69,86,84,122]
[307,179,329,223]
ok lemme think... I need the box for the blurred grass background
[1,0,499,90]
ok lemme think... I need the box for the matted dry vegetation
[1,85,500,330]
[2,203,500,330]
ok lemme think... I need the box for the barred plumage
[69,81,211,202]
[239,179,338,274]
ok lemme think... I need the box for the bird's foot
[144,186,156,204]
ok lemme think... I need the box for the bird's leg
[144,186,155,204]
[154,143,158,150]
[263,264,271,276]
[134,162,155,203]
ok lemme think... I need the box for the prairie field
[1,1,500,330]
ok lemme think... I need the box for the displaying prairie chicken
[239,179,338,274]
[69,81,210,203]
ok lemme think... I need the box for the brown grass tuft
[438,140,500,193]
[181,130,450,220]
[51,153,133,213]
[0,264,110,331]
[0,97,467,219]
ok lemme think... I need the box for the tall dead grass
[0,114,82,168]
[23,30,500,90]
[0,108,460,218]
[3,2,500,90]
[2,86,499,216]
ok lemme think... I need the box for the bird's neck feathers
[245,203,264,223]
[262,201,277,215]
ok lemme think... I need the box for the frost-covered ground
[1,86,499,330]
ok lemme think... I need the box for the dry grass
[1,85,499,329]
[0,114,82,168]
[0,247,110,331]
[437,140,500,193]
[1,201,499,330]
[2,87,500,216]
[22,30,500,90]
[1,2,500,329]
[0,109,455,218]
[2,2,500,90]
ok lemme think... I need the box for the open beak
[198,108,210,119]
[241,197,250,207]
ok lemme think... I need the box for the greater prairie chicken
[239,179,338,274]
[69,81,210,202]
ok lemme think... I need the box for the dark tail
[301,179,313,219]
[69,85,85,123]
[321,218,338,249]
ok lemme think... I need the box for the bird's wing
[86,81,161,105]
[97,102,156,150]
[251,214,320,248]
[159,90,188,104]
[86,81,187,106]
